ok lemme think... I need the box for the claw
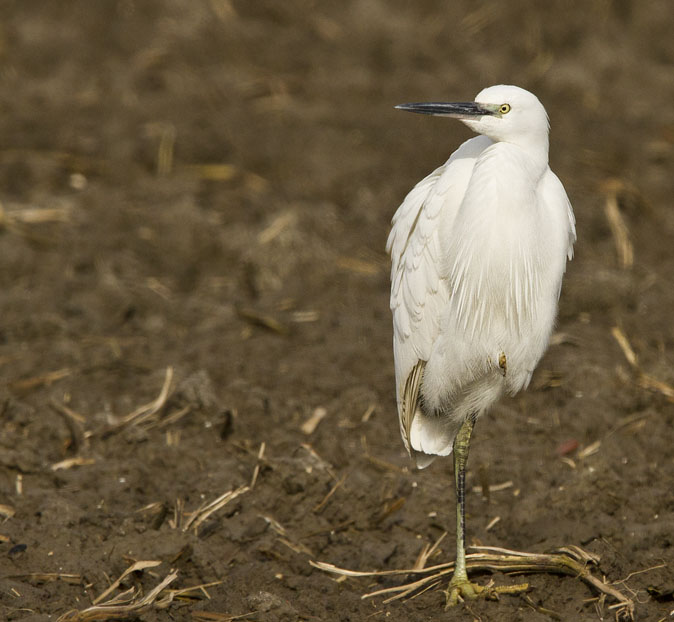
[445,576,485,607]
[498,351,507,376]
[445,576,528,609]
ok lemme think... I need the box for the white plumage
[388,85,576,468]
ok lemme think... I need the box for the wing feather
[539,170,576,295]
[387,135,492,457]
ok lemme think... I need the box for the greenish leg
[445,416,482,607]
[445,415,529,608]
[451,414,474,582]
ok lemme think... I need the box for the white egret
[387,85,576,605]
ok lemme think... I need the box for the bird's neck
[483,129,549,178]
[507,134,549,177]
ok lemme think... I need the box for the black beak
[395,102,493,118]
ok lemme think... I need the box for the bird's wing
[564,189,576,261]
[540,169,576,263]
[386,135,492,455]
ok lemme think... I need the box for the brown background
[0,1,672,621]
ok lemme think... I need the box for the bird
[387,85,576,606]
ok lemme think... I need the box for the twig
[257,210,296,244]
[0,504,16,519]
[471,481,513,494]
[361,404,376,422]
[250,442,266,489]
[611,327,638,367]
[236,307,288,335]
[577,440,601,460]
[156,406,191,429]
[637,373,674,402]
[167,579,224,600]
[261,515,312,555]
[58,570,177,621]
[181,486,250,534]
[371,498,405,526]
[51,457,96,471]
[601,179,634,269]
[93,560,162,605]
[611,563,666,585]
[611,327,674,403]
[49,400,88,452]
[336,256,381,275]
[0,203,73,229]
[107,367,174,430]
[311,545,635,618]
[8,368,72,393]
[413,532,447,571]
[521,593,562,620]
[313,473,347,513]
[182,163,237,182]
[301,407,327,435]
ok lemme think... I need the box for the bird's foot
[444,576,528,608]
[445,575,484,607]
[498,351,507,376]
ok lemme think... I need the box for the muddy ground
[0,1,673,621]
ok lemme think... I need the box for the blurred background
[0,1,672,620]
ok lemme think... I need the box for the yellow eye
[499,103,511,114]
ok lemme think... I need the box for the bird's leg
[445,414,482,606]
[445,414,528,608]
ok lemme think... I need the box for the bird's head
[396,85,550,151]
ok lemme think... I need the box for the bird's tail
[409,409,458,469]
